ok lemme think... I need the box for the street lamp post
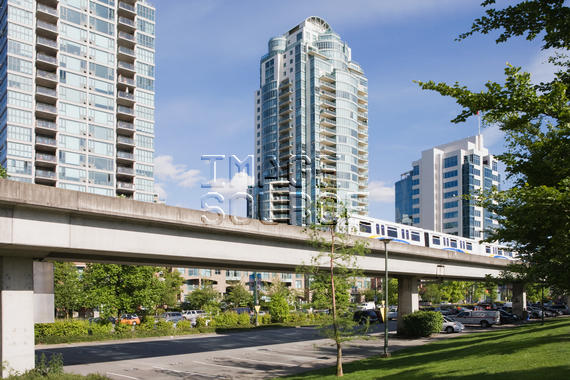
[379,238,392,358]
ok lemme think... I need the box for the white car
[442,316,464,333]
[387,307,398,320]
[182,310,205,321]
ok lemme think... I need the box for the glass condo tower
[0,0,156,201]
[251,17,369,225]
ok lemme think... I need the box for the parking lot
[36,320,540,380]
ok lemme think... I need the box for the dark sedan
[353,310,381,325]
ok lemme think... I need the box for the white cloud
[525,49,561,84]
[368,181,395,203]
[154,182,168,200]
[208,171,254,197]
[154,155,203,188]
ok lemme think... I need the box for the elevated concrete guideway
[0,180,508,278]
[0,180,512,376]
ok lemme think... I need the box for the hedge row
[35,312,326,344]
[401,311,443,338]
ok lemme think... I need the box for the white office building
[0,0,156,201]
[395,135,500,239]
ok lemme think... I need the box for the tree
[54,262,83,318]
[157,268,184,308]
[224,284,253,308]
[417,0,570,293]
[0,166,7,179]
[268,282,290,323]
[302,200,369,377]
[82,264,164,317]
[186,286,220,311]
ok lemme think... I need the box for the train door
[424,233,430,247]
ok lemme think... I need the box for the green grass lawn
[281,319,570,380]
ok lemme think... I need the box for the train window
[450,239,457,248]
[381,225,385,235]
[401,229,405,238]
[387,226,398,238]
[486,246,491,254]
[466,242,472,250]
[411,231,420,242]
[498,249,503,255]
[376,224,380,234]
[406,230,410,240]
[359,222,372,234]
[432,236,441,245]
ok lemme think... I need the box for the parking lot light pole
[380,238,392,358]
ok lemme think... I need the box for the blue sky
[152,0,556,221]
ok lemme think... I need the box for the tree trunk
[330,227,343,377]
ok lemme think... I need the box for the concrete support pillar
[33,262,54,324]
[512,283,527,319]
[397,276,420,334]
[1,257,35,377]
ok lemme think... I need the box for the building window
[444,156,458,168]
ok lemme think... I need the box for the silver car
[442,316,464,333]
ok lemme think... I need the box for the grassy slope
[282,319,570,380]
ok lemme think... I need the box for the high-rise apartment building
[250,17,369,225]
[0,0,156,201]
[395,135,500,239]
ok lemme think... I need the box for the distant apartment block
[0,0,156,201]
[395,135,500,239]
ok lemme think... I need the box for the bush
[113,322,132,335]
[401,311,443,338]
[269,293,289,322]
[237,312,251,326]
[35,320,90,341]
[176,320,193,331]
[135,320,155,332]
[88,322,113,336]
[213,311,239,327]
[155,320,175,334]
[261,314,272,325]
[195,317,208,328]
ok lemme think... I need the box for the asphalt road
[37,321,403,379]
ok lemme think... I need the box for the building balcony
[279,133,293,143]
[321,99,336,108]
[117,90,135,106]
[118,31,136,47]
[320,118,336,127]
[117,181,135,192]
[321,163,336,173]
[117,105,135,119]
[36,69,58,87]
[279,106,293,116]
[36,36,58,54]
[36,86,57,104]
[320,135,336,146]
[116,151,135,163]
[36,53,58,71]
[278,115,292,125]
[35,169,57,185]
[117,46,136,60]
[35,153,57,167]
[35,136,57,151]
[320,145,337,156]
[36,102,57,120]
[320,81,336,92]
[118,75,135,86]
[117,121,135,135]
[35,119,57,134]
[118,2,137,17]
[118,16,136,32]
[116,166,135,177]
[320,89,336,100]
[116,135,135,148]
[37,3,58,23]
[320,126,336,136]
[118,61,136,75]
[36,20,58,39]
[320,108,336,119]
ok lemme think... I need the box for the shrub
[176,320,192,331]
[213,311,239,328]
[261,314,272,325]
[113,322,132,335]
[237,312,251,326]
[35,320,90,341]
[155,320,175,333]
[135,320,155,332]
[88,322,113,336]
[195,317,208,328]
[269,293,289,322]
[401,311,443,338]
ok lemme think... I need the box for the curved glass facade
[251,17,368,225]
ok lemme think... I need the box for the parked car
[233,307,252,315]
[498,309,520,324]
[387,307,398,320]
[159,312,184,323]
[452,310,500,328]
[442,316,464,333]
[527,307,543,319]
[357,302,375,310]
[544,307,563,316]
[119,314,140,326]
[182,310,205,320]
[353,309,381,325]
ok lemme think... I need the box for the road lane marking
[193,360,259,372]
[221,356,299,367]
[106,373,139,380]
[151,365,219,378]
